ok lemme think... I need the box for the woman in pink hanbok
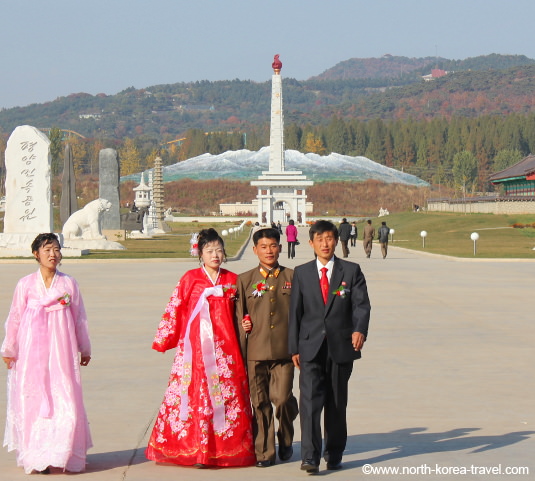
[146,228,255,468]
[1,233,92,474]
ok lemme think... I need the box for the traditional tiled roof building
[489,154,535,197]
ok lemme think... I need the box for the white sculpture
[62,198,112,240]
[378,207,390,217]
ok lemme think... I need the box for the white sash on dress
[179,285,226,432]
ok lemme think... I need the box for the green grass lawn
[2,213,534,259]
[374,212,535,258]
[84,221,249,259]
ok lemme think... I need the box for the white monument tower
[251,55,313,226]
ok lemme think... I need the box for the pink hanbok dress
[1,270,92,474]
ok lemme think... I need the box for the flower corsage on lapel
[57,292,71,306]
[222,283,237,300]
[332,282,350,299]
[252,280,267,297]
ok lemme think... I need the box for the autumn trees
[289,114,535,192]
[13,112,535,196]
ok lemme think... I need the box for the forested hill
[352,65,535,119]
[311,55,441,80]
[311,54,535,80]
[1,54,535,142]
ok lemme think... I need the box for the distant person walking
[338,218,352,258]
[377,221,390,259]
[363,219,375,258]
[350,221,358,247]
[285,220,298,259]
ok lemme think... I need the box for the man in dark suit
[236,228,299,467]
[289,220,371,474]
[338,217,352,258]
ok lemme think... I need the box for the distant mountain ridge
[122,146,429,186]
[310,54,535,81]
[310,55,442,80]
[1,54,534,141]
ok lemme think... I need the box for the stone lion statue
[62,198,112,240]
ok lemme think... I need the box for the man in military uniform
[236,228,298,467]
[363,219,376,258]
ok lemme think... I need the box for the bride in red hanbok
[146,228,255,467]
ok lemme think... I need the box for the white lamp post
[420,230,427,248]
[222,230,228,238]
[470,232,479,256]
[389,228,395,243]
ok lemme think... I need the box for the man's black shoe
[256,460,275,468]
[278,445,293,461]
[300,461,319,474]
[327,461,342,470]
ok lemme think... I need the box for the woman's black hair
[197,228,227,261]
[31,233,61,253]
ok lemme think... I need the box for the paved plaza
[1,230,534,480]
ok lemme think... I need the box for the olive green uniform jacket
[235,265,293,361]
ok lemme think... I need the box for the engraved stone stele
[0,125,88,257]
[99,148,120,230]
[60,143,78,226]
[3,125,53,233]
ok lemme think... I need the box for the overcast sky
[1,0,534,110]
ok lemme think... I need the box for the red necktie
[320,267,329,304]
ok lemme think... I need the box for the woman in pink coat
[1,233,92,474]
[285,219,298,259]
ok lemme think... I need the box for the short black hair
[31,233,60,253]
[309,220,339,241]
[253,227,280,245]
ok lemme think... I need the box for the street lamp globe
[420,230,427,248]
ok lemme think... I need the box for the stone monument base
[63,238,126,250]
[103,229,127,241]
[0,247,89,257]
[0,232,89,257]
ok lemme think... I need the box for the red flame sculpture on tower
[272,54,282,74]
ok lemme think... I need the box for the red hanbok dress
[146,267,255,467]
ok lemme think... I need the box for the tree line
[1,112,531,198]
[119,112,534,193]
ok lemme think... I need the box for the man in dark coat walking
[338,218,352,258]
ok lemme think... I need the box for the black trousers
[298,341,353,465]
[287,241,296,259]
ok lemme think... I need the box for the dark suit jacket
[288,256,370,364]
